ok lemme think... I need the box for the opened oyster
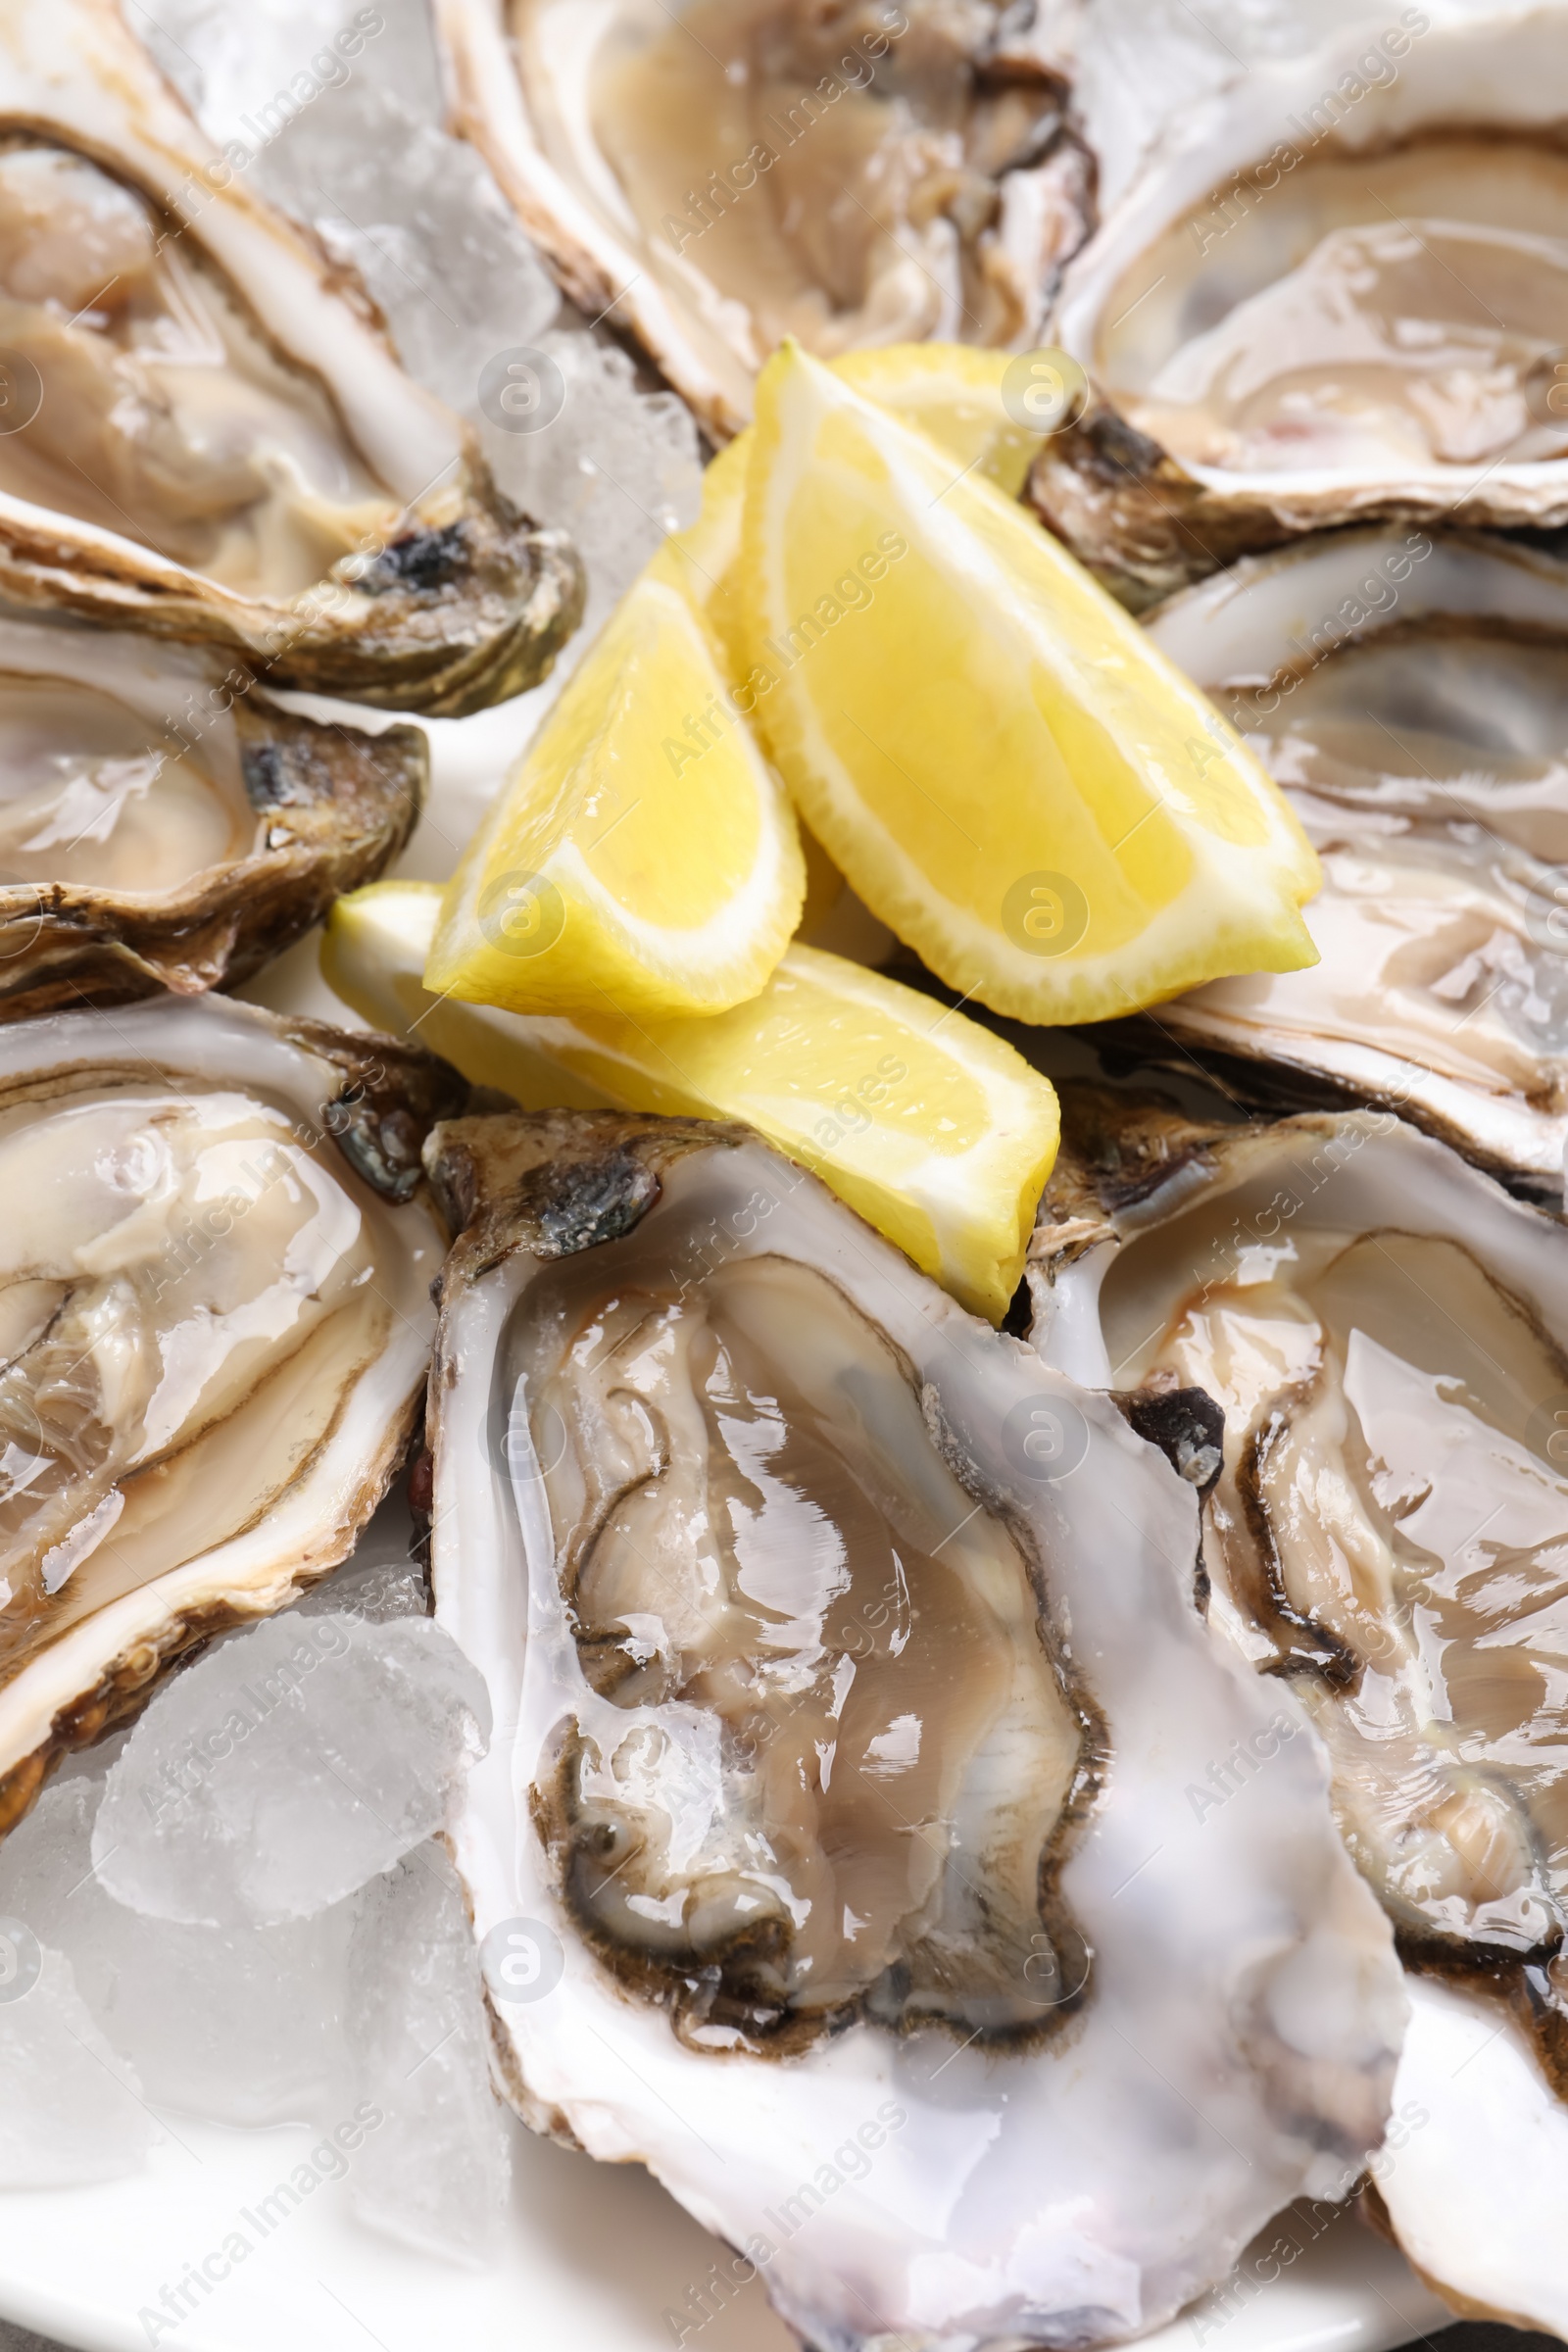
[1029,1088,1568,2330]
[436,0,1095,437]
[1379,1972,1568,2337]
[425,1106,1403,2350]
[0,996,466,1840]
[0,612,424,1017]
[0,0,582,712]
[1034,8,1568,606]
[1119,526,1568,1191]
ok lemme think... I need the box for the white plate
[0,2104,1450,2352]
[0,749,1456,2352]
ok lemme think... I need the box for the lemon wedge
[328,881,1058,1324]
[658,343,1054,660]
[426,564,804,1020]
[738,341,1322,1027]
[430,343,1064,1025]
[831,344,1050,497]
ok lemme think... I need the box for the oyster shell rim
[0,0,585,714]
[1032,4,1568,606]
[0,619,429,1018]
[423,1102,1407,2352]
[1028,1084,1568,1986]
[1129,523,1568,1191]
[434,0,1099,440]
[1026,1088,1568,2334]
[0,994,472,1840]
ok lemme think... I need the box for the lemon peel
[737,340,1321,1027]
[330,881,1058,1323]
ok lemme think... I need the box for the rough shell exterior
[0,679,426,1020]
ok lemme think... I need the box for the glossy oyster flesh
[1029,1089,1568,2329]
[0,612,424,1016]
[426,1107,1404,2351]
[1135,528,1568,1191]
[0,996,466,1839]
[0,0,583,712]
[1034,7,1568,606]
[436,0,1095,437]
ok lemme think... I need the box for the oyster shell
[0,612,424,1018]
[0,0,583,712]
[436,0,1096,438]
[0,996,468,1839]
[1133,526,1568,1193]
[1028,1086,1568,2330]
[1378,1974,1568,2339]
[426,1106,1404,2350]
[1033,7,1568,607]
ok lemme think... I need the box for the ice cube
[479,324,703,625]
[144,0,562,416]
[346,1841,511,2267]
[91,1614,491,1928]
[0,1939,154,2186]
[144,0,703,608]
[289,90,563,419]
[116,1900,356,2126]
[292,1479,429,1625]
[0,1780,355,2126]
[293,1548,429,1626]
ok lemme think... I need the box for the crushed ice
[0,1486,510,2264]
[91,1611,490,1929]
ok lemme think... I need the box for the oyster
[1028,1087,1568,2330]
[1033,8,1568,606]
[0,611,424,1017]
[436,0,1095,437]
[425,1106,1404,2350]
[0,996,467,1839]
[0,0,583,712]
[1134,526,1568,1192]
[1378,1974,1568,2338]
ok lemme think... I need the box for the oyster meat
[0,0,583,712]
[436,0,1095,436]
[0,612,424,1017]
[0,997,467,1838]
[1029,1087,1568,2332]
[1034,7,1568,606]
[1138,526,1568,1191]
[426,1107,1404,2350]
